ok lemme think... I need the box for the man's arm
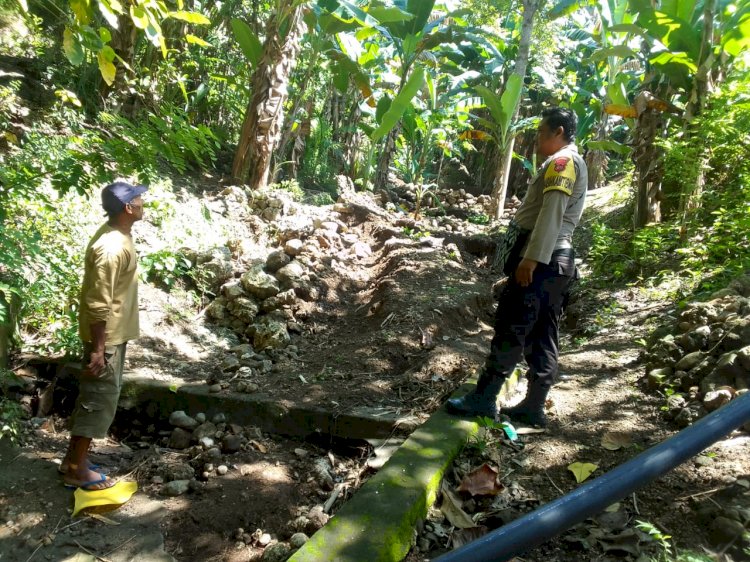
[86,321,107,377]
[82,246,121,377]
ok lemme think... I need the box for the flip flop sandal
[64,474,115,491]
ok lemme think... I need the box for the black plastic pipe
[435,391,750,562]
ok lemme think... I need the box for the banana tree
[231,0,307,188]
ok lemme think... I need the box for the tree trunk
[231,2,305,188]
[632,92,665,228]
[489,0,540,218]
[375,127,399,189]
[678,0,716,233]
[586,115,610,190]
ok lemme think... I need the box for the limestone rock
[266,250,291,273]
[261,542,292,562]
[169,428,192,450]
[227,296,260,324]
[169,410,198,430]
[222,434,243,453]
[675,351,704,371]
[284,239,304,256]
[290,533,308,549]
[163,462,194,482]
[275,262,306,291]
[205,298,229,321]
[306,506,329,534]
[161,480,191,497]
[195,247,234,292]
[222,280,246,300]
[221,355,241,372]
[261,289,297,312]
[193,422,218,441]
[241,265,281,299]
[253,318,290,350]
[703,389,732,411]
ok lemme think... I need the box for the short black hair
[541,107,577,142]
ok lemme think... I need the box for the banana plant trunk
[586,115,609,190]
[232,3,305,189]
[632,92,664,228]
[375,127,399,189]
[490,0,540,219]
[678,0,716,233]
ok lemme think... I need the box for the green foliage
[0,368,26,444]
[467,212,490,225]
[268,178,303,201]
[298,120,340,196]
[2,103,218,199]
[139,249,193,290]
[636,520,673,560]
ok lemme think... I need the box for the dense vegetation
[0,0,748,360]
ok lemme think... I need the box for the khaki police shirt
[513,144,588,265]
[79,224,140,346]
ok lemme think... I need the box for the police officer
[447,107,588,427]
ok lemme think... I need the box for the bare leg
[63,435,114,490]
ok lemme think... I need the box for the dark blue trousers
[483,250,576,391]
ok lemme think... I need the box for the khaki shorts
[70,342,126,439]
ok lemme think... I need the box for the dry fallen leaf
[456,463,504,497]
[440,483,476,529]
[567,462,599,483]
[250,440,268,453]
[601,431,632,451]
[451,526,488,548]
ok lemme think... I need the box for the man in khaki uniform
[61,182,146,489]
[447,107,587,427]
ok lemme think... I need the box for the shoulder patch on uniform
[543,155,576,196]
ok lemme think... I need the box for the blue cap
[101,182,148,215]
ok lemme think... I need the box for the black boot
[502,380,551,427]
[446,371,503,419]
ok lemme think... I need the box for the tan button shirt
[513,144,588,264]
[79,224,140,345]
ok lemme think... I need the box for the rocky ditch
[642,274,750,433]
[124,406,372,561]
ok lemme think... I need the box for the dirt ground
[2,183,749,561]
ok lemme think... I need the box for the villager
[446,107,588,427]
[61,181,147,489]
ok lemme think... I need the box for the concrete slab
[118,376,416,440]
[289,371,519,562]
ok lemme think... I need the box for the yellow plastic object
[72,481,138,517]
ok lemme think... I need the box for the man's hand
[86,350,107,378]
[515,258,538,287]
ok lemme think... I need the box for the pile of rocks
[642,275,750,430]
[204,186,373,353]
[391,182,521,221]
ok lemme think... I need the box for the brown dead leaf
[601,431,632,451]
[598,528,642,556]
[440,483,476,529]
[457,464,504,497]
[450,526,489,548]
[250,440,268,453]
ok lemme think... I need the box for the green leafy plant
[636,520,673,560]
[467,213,490,225]
[140,250,193,290]
[0,369,25,444]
